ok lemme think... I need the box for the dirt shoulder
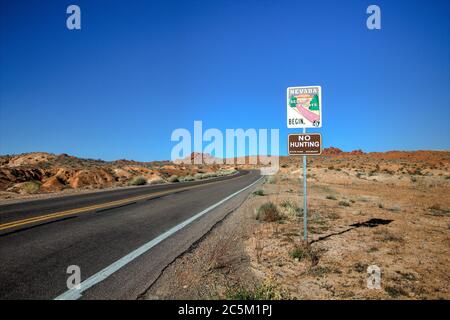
[142,181,270,299]
[143,154,450,300]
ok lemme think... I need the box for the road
[0,170,262,299]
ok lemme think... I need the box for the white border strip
[55,176,263,300]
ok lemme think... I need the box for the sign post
[302,128,308,242]
[287,86,322,243]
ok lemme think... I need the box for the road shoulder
[141,178,269,300]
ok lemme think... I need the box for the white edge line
[55,175,263,300]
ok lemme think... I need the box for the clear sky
[1,0,449,161]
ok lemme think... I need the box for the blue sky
[1,0,449,161]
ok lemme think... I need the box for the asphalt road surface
[0,170,262,299]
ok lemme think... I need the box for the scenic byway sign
[288,133,322,156]
[287,86,322,128]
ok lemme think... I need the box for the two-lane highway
[0,170,262,299]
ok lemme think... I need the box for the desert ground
[143,150,450,300]
[1,149,449,299]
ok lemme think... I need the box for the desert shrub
[22,181,41,194]
[338,200,350,207]
[225,279,283,300]
[387,206,401,212]
[256,202,281,222]
[290,244,321,265]
[327,212,340,220]
[128,176,147,186]
[309,265,332,277]
[428,204,449,216]
[385,286,408,298]
[216,168,237,176]
[203,172,217,179]
[265,176,277,184]
[253,189,265,196]
[194,173,205,180]
[207,234,235,270]
[168,175,179,183]
[280,200,301,216]
[180,175,195,182]
[353,262,367,273]
[326,195,337,200]
[396,271,417,281]
[150,178,165,185]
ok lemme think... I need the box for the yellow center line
[0,174,246,232]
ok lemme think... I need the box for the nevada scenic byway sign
[287,85,322,128]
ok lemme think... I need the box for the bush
[180,175,195,182]
[150,178,165,185]
[338,200,350,207]
[256,202,281,222]
[353,262,367,273]
[216,168,237,176]
[168,175,179,183]
[309,266,332,277]
[253,189,265,196]
[201,172,218,179]
[290,244,321,265]
[22,181,41,194]
[266,176,277,184]
[194,173,205,180]
[385,286,408,298]
[280,200,301,216]
[128,176,147,186]
[326,195,337,200]
[225,279,282,300]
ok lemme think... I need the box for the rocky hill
[0,152,237,200]
[1,149,448,201]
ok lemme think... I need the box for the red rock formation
[322,147,343,155]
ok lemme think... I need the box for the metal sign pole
[303,127,308,242]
